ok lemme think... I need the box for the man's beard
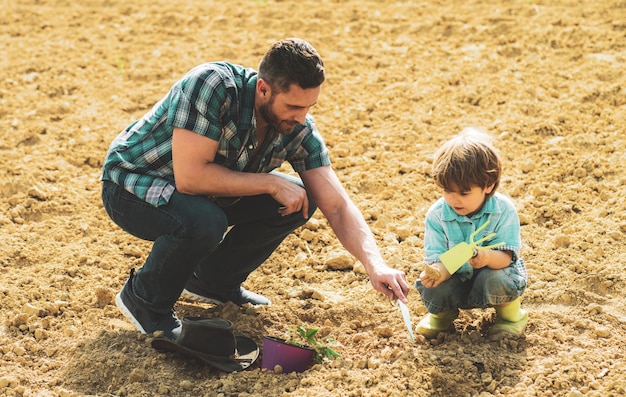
[258,97,295,135]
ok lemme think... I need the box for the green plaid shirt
[101,62,330,206]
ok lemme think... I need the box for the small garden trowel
[439,220,505,275]
[396,300,414,343]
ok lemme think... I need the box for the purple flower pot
[261,336,315,373]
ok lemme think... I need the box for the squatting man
[100,38,410,339]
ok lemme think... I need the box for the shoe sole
[180,289,226,305]
[181,288,271,306]
[115,292,148,334]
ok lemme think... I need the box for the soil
[1,0,625,396]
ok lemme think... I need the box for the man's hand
[369,267,410,304]
[269,176,309,218]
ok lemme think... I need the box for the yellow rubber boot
[489,298,528,338]
[416,309,459,339]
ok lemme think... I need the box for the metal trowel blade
[397,301,415,343]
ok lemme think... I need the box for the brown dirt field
[1,0,625,396]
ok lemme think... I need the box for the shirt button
[248,144,254,150]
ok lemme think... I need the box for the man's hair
[258,38,325,93]
[431,127,502,198]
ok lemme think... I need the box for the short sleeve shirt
[423,192,527,281]
[101,62,331,206]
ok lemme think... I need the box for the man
[101,38,409,339]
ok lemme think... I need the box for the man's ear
[258,79,270,97]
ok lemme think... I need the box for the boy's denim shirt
[423,192,526,281]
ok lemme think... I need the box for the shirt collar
[441,194,500,222]
[237,74,257,133]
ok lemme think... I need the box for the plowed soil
[1,0,625,396]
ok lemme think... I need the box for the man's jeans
[101,172,316,312]
[415,266,527,314]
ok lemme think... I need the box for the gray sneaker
[181,273,271,306]
[115,269,182,339]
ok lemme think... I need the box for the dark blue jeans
[101,172,316,312]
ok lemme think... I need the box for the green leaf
[287,324,340,363]
[305,328,318,339]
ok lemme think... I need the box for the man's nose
[294,109,308,124]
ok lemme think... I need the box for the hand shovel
[397,300,414,343]
[439,220,505,275]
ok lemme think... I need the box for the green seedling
[287,326,340,364]
[439,220,505,275]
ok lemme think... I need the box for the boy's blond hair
[431,127,502,199]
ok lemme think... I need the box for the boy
[415,128,528,339]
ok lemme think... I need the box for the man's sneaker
[115,269,182,339]
[181,273,271,306]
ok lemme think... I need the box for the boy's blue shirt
[423,192,527,281]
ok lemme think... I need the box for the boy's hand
[469,250,489,269]
[420,262,451,288]
[469,249,513,270]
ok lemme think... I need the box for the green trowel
[439,220,505,275]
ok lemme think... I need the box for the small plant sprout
[287,325,340,363]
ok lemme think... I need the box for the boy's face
[442,183,495,217]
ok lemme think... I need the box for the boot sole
[181,288,271,306]
[180,289,225,305]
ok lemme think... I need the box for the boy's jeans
[101,172,316,312]
[415,266,527,314]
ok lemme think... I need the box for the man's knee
[190,209,229,243]
[170,194,229,244]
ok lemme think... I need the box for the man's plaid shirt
[101,62,330,206]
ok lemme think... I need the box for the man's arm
[300,166,409,303]
[172,127,309,214]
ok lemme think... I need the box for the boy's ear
[485,183,496,194]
